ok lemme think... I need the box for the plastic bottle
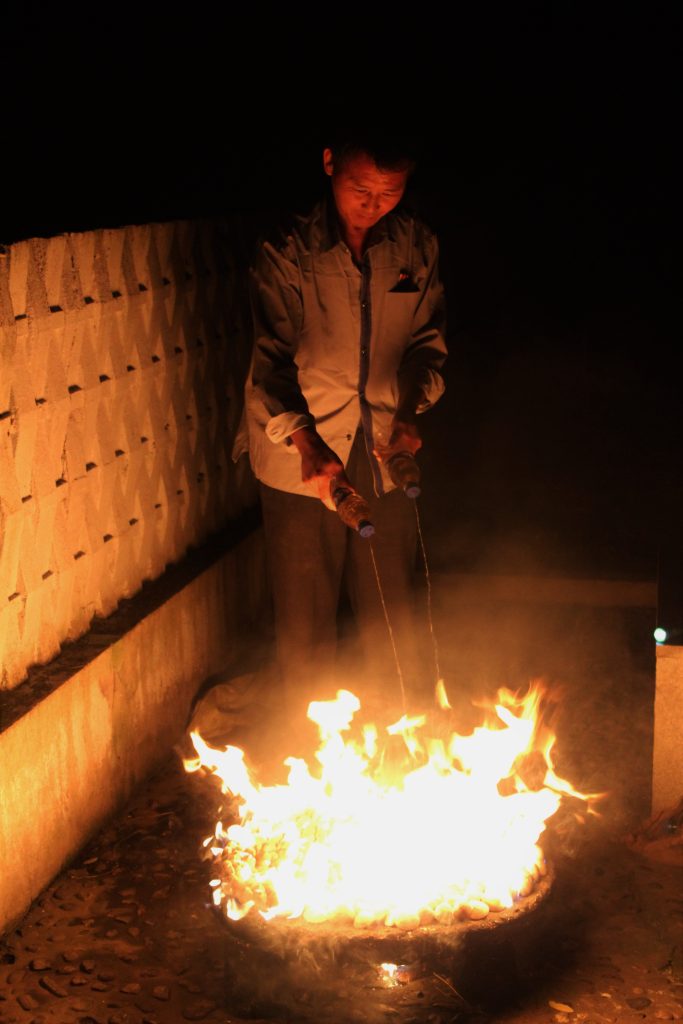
[386,451,421,499]
[330,480,375,538]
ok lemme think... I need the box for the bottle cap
[358,521,375,539]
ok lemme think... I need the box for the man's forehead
[341,153,408,189]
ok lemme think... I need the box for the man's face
[323,148,409,234]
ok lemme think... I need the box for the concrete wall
[0,527,268,934]
[652,644,683,815]
[0,218,271,934]
[0,221,256,691]
[431,572,656,608]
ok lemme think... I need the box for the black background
[3,4,680,586]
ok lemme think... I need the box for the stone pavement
[1,722,681,1024]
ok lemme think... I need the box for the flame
[185,682,599,930]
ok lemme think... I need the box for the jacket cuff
[265,412,315,445]
[415,369,446,413]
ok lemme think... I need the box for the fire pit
[186,684,592,930]
[210,865,557,1022]
[214,858,554,958]
[185,683,594,1019]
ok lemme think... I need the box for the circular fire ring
[213,862,555,964]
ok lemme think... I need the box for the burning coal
[184,682,600,932]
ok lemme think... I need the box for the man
[236,136,447,724]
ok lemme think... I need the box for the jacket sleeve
[248,240,315,443]
[397,230,447,413]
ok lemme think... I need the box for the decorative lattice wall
[0,221,257,690]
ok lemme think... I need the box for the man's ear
[322,148,334,177]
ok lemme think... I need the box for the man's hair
[327,133,421,176]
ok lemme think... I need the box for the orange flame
[185,682,599,930]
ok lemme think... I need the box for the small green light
[654,627,667,644]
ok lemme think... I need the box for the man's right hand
[289,427,349,509]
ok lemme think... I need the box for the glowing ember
[184,683,599,931]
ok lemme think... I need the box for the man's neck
[343,226,368,263]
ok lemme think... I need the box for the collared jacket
[235,196,447,497]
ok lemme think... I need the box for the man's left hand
[374,416,422,463]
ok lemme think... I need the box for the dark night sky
[3,4,680,585]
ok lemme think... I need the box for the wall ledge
[0,518,268,934]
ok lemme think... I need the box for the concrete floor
[1,601,681,1023]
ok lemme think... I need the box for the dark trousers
[259,432,422,717]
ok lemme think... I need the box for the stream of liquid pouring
[368,502,441,714]
[415,502,442,685]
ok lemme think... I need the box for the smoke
[417,571,656,840]
[180,587,652,1021]
[188,557,656,841]
[409,315,661,838]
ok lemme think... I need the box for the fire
[184,683,598,931]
